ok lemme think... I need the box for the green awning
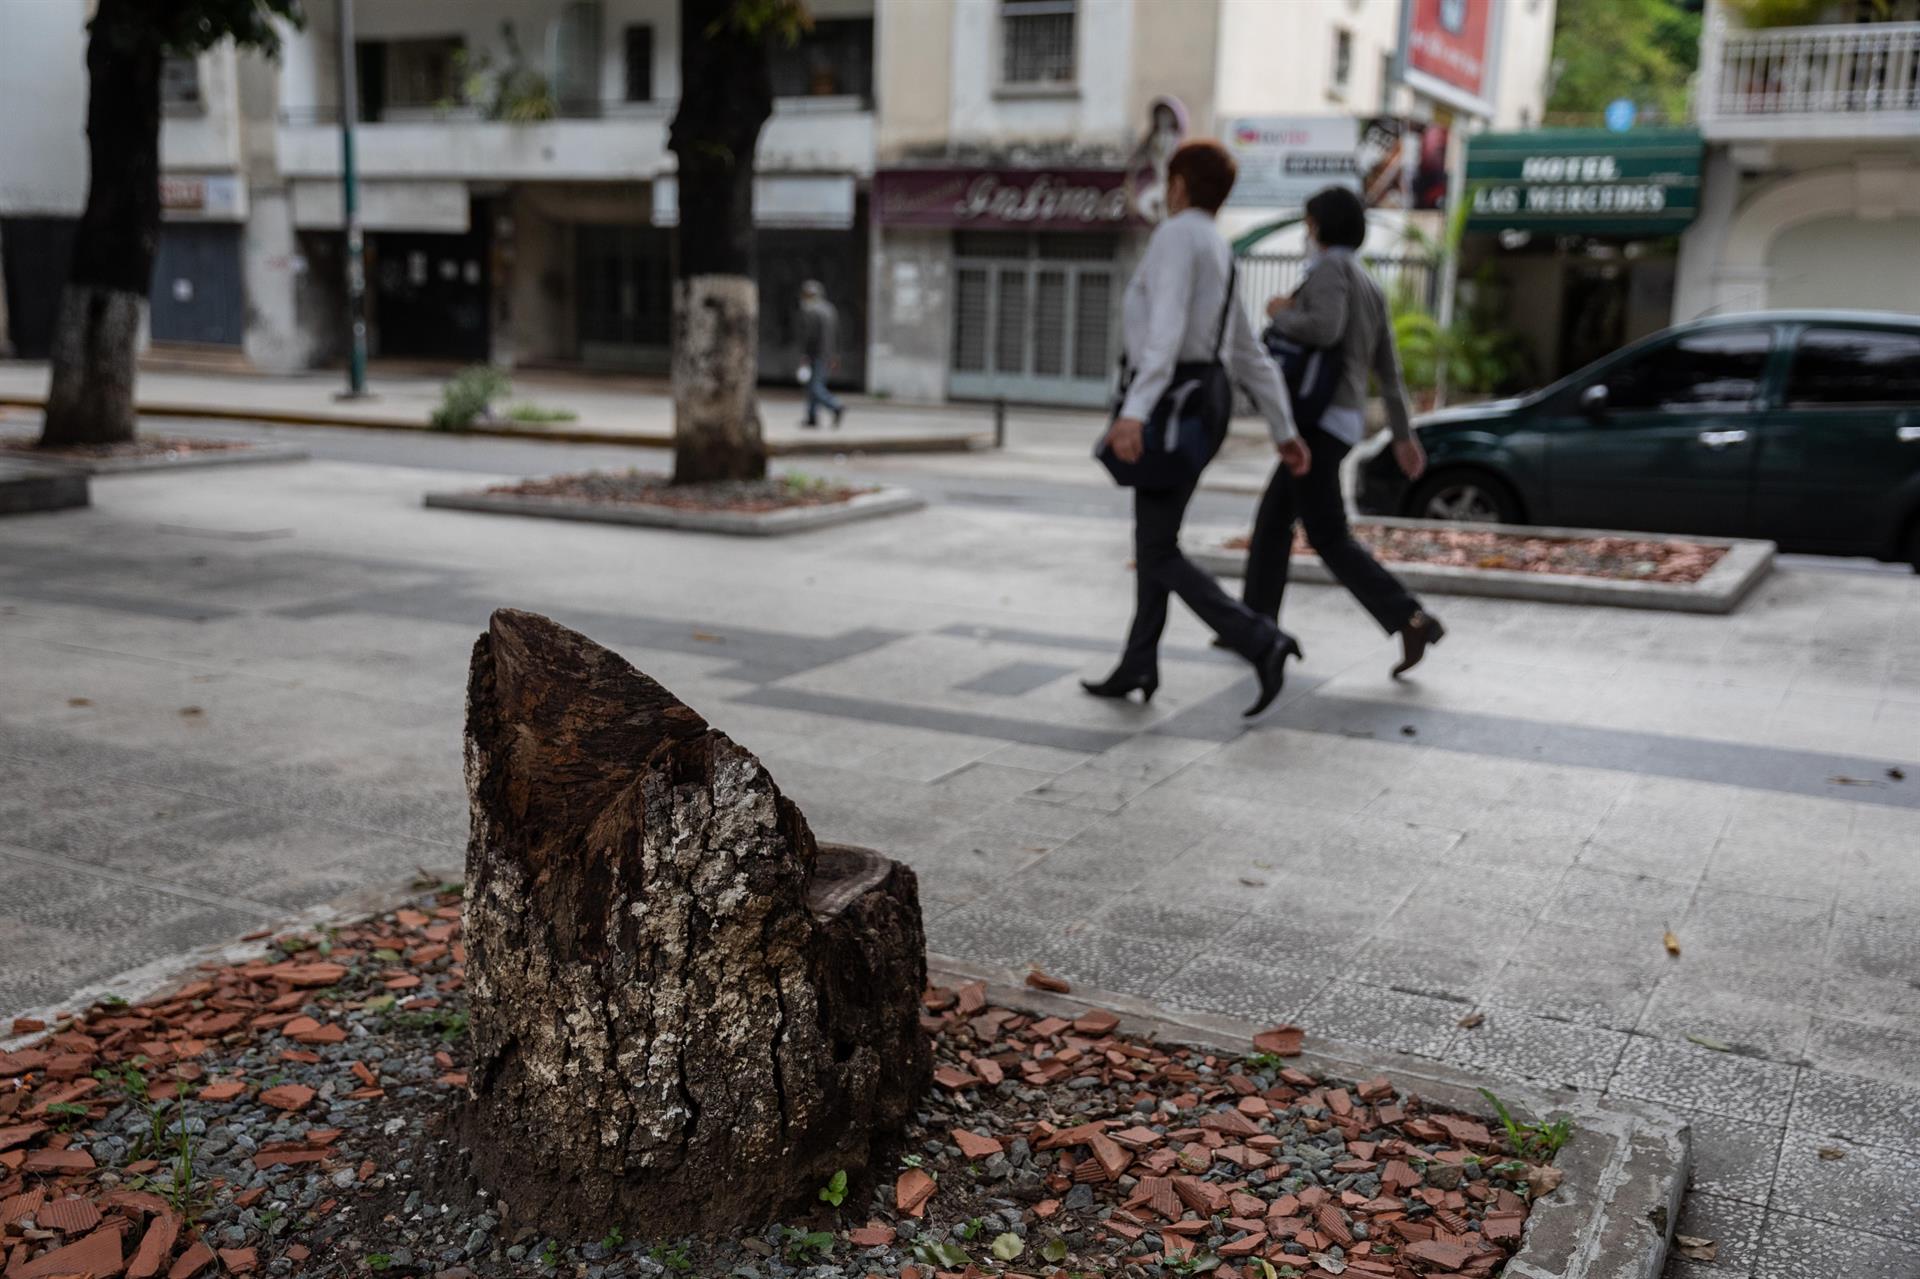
[1464,127,1702,238]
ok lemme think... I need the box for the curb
[1193,516,1775,614]
[11,443,311,476]
[0,394,989,457]
[928,954,1689,1279]
[422,484,928,536]
[0,456,89,515]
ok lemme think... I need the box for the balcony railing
[1699,17,1920,138]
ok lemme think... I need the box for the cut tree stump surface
[455,609,930,1237]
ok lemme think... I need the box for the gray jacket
[799,297,838,363]
[1268,249,1414,441]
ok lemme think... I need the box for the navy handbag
[1263,318,1346,432]
[1096,264,1238,491]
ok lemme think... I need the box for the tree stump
[456,609,931,1237]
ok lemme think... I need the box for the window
[379,37,463,111]
[161,55,202,112]
[1331,28,1353,96]
[1602,329,1773,412]
[624,25,653,102]
[1001,0,1076,88]
[1786,328,1920,406]
[769,18,873,101]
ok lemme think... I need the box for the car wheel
[1406,469,1523,525]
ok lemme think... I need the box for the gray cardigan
[1268,249,1415,442]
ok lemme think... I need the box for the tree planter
[423,473,925,536]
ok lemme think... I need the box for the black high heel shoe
[1242,634,1304,718]
[1081,670,1159,704]
[1392,610,1446,679]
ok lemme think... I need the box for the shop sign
[872,168,1138,232]
[1399,0,1500,118]
[159,173,244,220]
[1464,128,1703,237]
[1222,116,1449,211]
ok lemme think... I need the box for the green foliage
[538,1240,561,1269]
[913,1239,970,1269]
[779,1227,834,1263]
[1389,262,1534,400]
[365,1255,393,1272]
[1479,1088,1577,1161]
[1546,0,1700,125]
[1245,1051,1285,1071]
[817,1169,848,1207]
[431,366,512,431]
[600,1227,624,1250]
[449,24,557,122]
[504,403,579,424]
[647,1243,693,1274]
[721,0,814,42]
[386,1008,470,1041]
[1042,1238,1070,1264]
[990,1232,1025,1261]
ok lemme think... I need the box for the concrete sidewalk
[2,454,1916,1276]
[0,360,1016,455]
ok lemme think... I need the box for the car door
[1543,326,1775,536]
[1753,325,1920,554]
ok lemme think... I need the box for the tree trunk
[41,0,163,448]
[456,609,931,1239]
[666,0,774,484]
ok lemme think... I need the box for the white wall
[0,0,90,216]
[1769,214,1920,314]
[163,46,246,174]
[946,0,1136,150]
[1214,0,1404,121]
[1489,0,1556,130]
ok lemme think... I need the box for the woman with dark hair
[1084,140,1313,718]
[1247,185,1445,678]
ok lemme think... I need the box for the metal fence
[1236,252,1440,331]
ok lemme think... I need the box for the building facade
[868,0,1557,406]
[1676,0,1920,321]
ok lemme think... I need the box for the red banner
[1405,0,1494,105]
[873,168,1140,232]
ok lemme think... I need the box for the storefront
[869,167,1145,408]
[153,174,249,348]
[1460,128,1703,382]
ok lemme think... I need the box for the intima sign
[1464,128,1703,238]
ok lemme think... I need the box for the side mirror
[1580,383,1610,417]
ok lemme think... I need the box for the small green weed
[600,1227,623,1251]
[387,1009,470,1041]
[366,1254,393,1272]
[817,1169,848,1207]
[505,403,579,424]
[647,1243,692,1274]
[780,1227,834,1263]
[432,366,512,431]
[538,1240,561,1269]
[1246,1051,1285,1071]
[912,1239,969,1268]
[1479,1088,1576,1161]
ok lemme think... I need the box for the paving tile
[1636,977,1813,1066]
[1787,1069,1920,1155]
[1699,838,1839,906]
[1674,887,1835,968]
[1205,911,1376,971]
[1672,1110,1785,1207]
[1826,904,1920,983]
[1768,1131,1920,1241]
[1609,1035,1800,1126]
[952,661,1079,697]
[1666,1193,1767,1275]
[924,762,1064,810]
[1813,969,1920,1034]
[1029,927,1201,998]
[1088,897,1224,944]
[1801,1016,1920,1088]
[980,742,1098,775]
[1149,952,1338,1024]
[923,904,1060,968]
[1442,1008,1630,1092]
[1298,979,1467,1059]
[1345,934,1510,1005]
[1542,866,1697,936]
[1021,766,1156,814]
[1758,1206,1920,1275]
[1481,918,1672,1029]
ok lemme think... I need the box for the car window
[1785,328,1920,407]
[1602,329,1773,413]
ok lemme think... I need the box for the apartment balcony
[275,98,875,184]
[1699,17,1920,140]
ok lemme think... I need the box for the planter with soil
[1195,516,1774,614]
[423,470,924,536]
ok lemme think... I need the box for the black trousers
[1243,425,1421,635]
[1120,475,1280,677]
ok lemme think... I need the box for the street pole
[336,0,369,399]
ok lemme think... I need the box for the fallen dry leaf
[1399,724,1417,736]
[1525,1165,1565,1198]
[1238,877,1268,888]
[690,630,724,644]
[1024,969,1071,994]
[1675,1235,1717,1261]
[1686,1033,1732,1053]
[178,706,204,718]
[1889,767,1906,781]
[1829,775,1874,787]
[66,697,92,707]
[1817,1146,1846,1161]
[1457,1011,1485,1030]
[1663,931,1682,957]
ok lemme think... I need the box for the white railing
[1700,18,1920,138]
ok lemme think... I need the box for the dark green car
[1356,311,1920,569]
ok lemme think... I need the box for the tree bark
[41,0,164,448]
[666,0,774,484]
[456,609,931,1239]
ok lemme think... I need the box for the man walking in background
[799,280,844,429]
